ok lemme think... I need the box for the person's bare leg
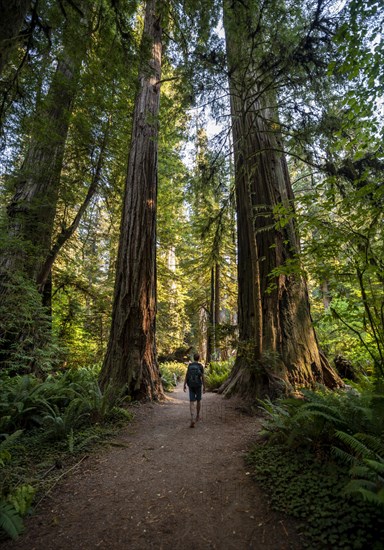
[189,401,196,427]
[196,400,201,421]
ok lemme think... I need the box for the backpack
[187,362,202,389]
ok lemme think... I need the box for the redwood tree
[99,0,164,401]
[0,4,90,368]
[221,0,342,397]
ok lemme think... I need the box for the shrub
[251,383,384,546]
[0,432,35,540]
[159,362,186,391]
[0,367,134,540]
[247,443,384,548]
[205,359,234,390]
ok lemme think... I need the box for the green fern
[334,430,376,459]
[7,485,35,516]
[0,502,23,540]
[344,476,384,506]
[364,458,384,475]
[333,430,384,507]
[205,360,233,390]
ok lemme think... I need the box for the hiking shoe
[190,421,195,428]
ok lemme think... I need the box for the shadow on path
[2,386,302,550]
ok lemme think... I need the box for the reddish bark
[221,0,342,398]
[99,0,163,401]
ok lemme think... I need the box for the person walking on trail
[183,353,205,428]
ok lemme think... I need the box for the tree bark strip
[99,0,163,401]
[221,0,342,398]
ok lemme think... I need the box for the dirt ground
[2,385,304,550]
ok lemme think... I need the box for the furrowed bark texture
[221,0,342,398]
[0,0,31,75]
[99,0,164,401]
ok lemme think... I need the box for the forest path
[3,386,302,550]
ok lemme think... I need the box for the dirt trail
[2,386,303,550]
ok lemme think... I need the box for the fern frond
[355,433,384,455]
[363,458,384,475]
[305,402,343,419]
[334,431,374,458]
[0,430,23,450]
[344,484,384,506]
[349,464,378,479]
[331,445,357,465]
[0,502,23,540]
[294,408,342,426]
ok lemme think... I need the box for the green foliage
[0,367,132,438]
[247,443,384,549]
[0,432,35,540]
[7,485,35,517]
[254,384,384,545]
[259,386,382,451]
[333,431,384,507]
[0,502,23,541]
[159,362,186,391]
[205,360,233,390]
[0,366,134,540]
[0,270,63,374]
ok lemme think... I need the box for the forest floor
[1,385,304,550]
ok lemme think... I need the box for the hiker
[183,353,205,428]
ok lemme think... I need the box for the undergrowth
[247,382,384,548]
[0,366,134,541]
[205,359,234,390]
[247,444,384,549]
[159,362,186,391]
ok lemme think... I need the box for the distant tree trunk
[321,280,331,309]
[206,266,215,364]
[99,0,163,401]
[206,264,222,363]
[221,0,342,398]
[214,263,221,359]
[36,122,109,294]
[0,0,31,75]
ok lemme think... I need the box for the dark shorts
[188,385,202,402]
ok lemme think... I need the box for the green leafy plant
[7,485,35,517]
[0,431,34,540]
[247,443,384,549]
[258,387,378,452]
[205,360,233,390]
[333,431,384,506]
[252,384,384,546]
[159,362,186,391]
[0,502,24,540]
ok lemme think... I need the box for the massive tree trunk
[99,0,164,401]
[221,0,342,398]
[0,9,89,367]
[0,0,31,76]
